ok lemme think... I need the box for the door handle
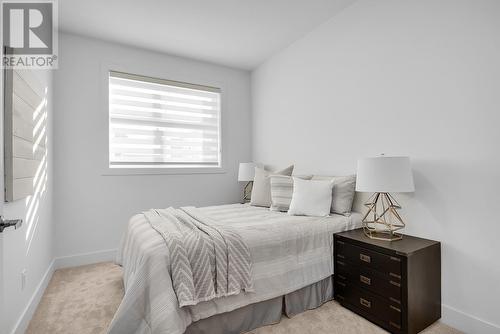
[0,216,23,233]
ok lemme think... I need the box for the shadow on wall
[409,157,493,232]
[412,166,449,227]
[25,86,49,256]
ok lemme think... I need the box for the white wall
[53,33,251,258]
[252,0,500,333]
[3,69,54,334]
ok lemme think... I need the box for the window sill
[101,167,226,176]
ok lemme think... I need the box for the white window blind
[108,71,221,168]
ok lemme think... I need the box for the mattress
[108,204,362,334]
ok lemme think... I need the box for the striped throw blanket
[143,207,253,307]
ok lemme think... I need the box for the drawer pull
[390,272,401,279]
[389,297,401,304]
[337,260,346,266]
[337,254,345,259]
[337,240,345,245]
[389,321,401,329]
[390,256,401,262]
[360,253,371,263]
[359,298,371,308]
[390,305,401,313]
[359,275,371,285]
[337,281,346,287]
[390,280,401,287]
[337,274,346,280]
[336,294,345,301]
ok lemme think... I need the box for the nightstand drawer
[336,239,401,276]
[336,261,401,302]
[335,280,402,332]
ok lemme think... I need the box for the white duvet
[108,204,362,334]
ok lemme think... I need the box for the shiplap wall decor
[4,68,47,202]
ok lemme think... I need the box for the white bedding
[108,204,362,334]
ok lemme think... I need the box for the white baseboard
[10,249,118,334]
[54,248,117,269]
[10,259,55,334]
[442,304,500,334]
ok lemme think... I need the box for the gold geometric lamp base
[243,181,253,202]
[238,162,258,203]
[362,192,405,241]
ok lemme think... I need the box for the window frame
[100,62,225,176]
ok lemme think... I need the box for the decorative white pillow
[269,175,313,212]
[250,165,294,207]
[288,178,334,217]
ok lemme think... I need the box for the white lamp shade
[356,156,415,193]
[238,162,257,182]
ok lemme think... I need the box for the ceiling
[59,0,356,70]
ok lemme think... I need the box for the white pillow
[288,178,334,217]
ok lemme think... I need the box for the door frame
[0,45,7,334]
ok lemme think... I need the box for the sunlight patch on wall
[25,88,48,254]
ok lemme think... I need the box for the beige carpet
[27,262,461,334]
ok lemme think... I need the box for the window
[108,71,221,169]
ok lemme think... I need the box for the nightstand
[334,229,441,334]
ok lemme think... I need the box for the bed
[108,203,362,334]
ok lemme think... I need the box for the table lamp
[356,155,415,241]
[238,162,257,202]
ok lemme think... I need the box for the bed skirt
[185,275,333,334]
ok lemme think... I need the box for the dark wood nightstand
[334,229,441,334]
